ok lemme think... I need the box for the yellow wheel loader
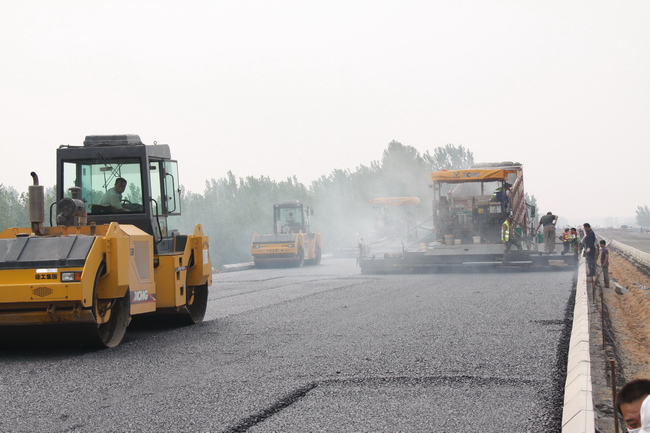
[0,135,212,348]
[251,201,321,268]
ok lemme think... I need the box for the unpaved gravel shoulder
[591,249,650,432]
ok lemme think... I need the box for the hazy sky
[1,0,648,225]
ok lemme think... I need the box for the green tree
[423,144,475,171]
[0,140,532,268]
[0,141,495,266]
[636,205,650,228]
[180,172,312,267]
[376,140,429,198]
[310,167,376,252]
[0,185,28,231]
[0,185,59,231]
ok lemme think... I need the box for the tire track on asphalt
[221,374,545,433]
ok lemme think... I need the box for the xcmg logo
[131,290,154,303]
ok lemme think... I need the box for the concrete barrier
[562,257,595,432]
[608,239,650,267]
[561,237,650,431]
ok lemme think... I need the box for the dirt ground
[602,250,650,381]
[592,248,650,432]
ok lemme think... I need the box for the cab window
[63,159,144,214]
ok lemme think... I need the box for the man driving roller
[100,177,130,212]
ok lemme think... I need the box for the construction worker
[501,214,521,254]
[570,227,581,257]
[599,239,610,288]
[536,211,558,254]
[617,379,650,432]
[559,227,571,255]
[491,182,512,211]
[99,177,133,213]
[583,222,597,277]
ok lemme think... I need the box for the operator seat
[90,204,112,215]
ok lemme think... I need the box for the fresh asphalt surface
[0,259,575,432]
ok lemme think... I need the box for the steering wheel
[121,199,132,206]
[282,225,291,234]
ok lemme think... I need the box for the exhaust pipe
[29,172,49,236]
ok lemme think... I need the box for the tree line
[637,206,650,229]
[5,141,610,267]
[177,141,475,266]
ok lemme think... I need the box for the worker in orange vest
[559,227,571,255]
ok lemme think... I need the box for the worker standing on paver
[501,214,521,254]
[491,182,512,211]
[536,211,558,254]
[560,227,571,255]
[570,227,581,257]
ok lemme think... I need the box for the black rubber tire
[307,245,322,266]
[315,245,322,265]
[296,248,305,267]
[86,263,131,348]
[93,292,130,348]
[184,284,208,325]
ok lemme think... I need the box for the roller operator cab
[0,135,212,348]
[251,201,322,268]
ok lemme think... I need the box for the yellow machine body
[251,231,322,267]
[0,222,211,326]
[251,201,322,268]
[0,134,213,347]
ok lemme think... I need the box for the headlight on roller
[61,271,82,282]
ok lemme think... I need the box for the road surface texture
[0,260,575,432]
[587,228,650,432]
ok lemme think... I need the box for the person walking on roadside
[617,379,650,432]
[536,211,558,254]
[599,239,610,288]
[583,222,596,277]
